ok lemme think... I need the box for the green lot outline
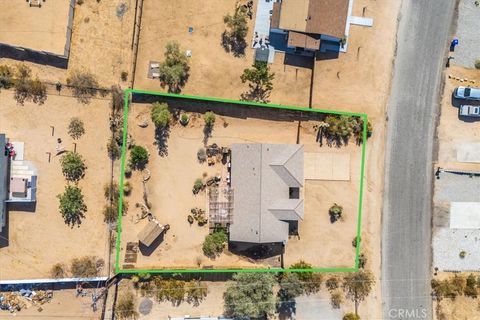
[115,88,367,274]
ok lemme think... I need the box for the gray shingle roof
[229,144,304,244]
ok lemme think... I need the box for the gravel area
[433,228,480,271]
[452,0,480,68]
[434,171,480,202]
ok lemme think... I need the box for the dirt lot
[119,101,361,270]
[0,0,134,87]
[134,0,312,106]
[1,289,101,320]
[0,91,111,280]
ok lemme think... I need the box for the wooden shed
[138,221,164,247]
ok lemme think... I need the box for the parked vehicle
[459,105,480,117]
[454,86,480,100]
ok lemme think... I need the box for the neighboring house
[0,134,8,233]
[229,143,304,245]
[270,0,349,53]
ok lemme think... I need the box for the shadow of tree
[221,31,247,57]
[203,125,214,145]
[277,298,297,320]
[154,126,170,157]
[240,87,271,104]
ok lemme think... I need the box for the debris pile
[0,290,53,313]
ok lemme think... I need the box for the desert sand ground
[134,0,312,106]
[0,91,111,280]
[0,0,134,87]
[119,102,361,270]
[1,289,101,320]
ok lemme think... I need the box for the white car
[454,87,480,100]
[459,105,480,117]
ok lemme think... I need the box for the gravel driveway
[452,0,480,68]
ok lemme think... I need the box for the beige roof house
[272,0,349,39]
[229,144,304,244]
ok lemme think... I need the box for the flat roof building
[229,144,304,244]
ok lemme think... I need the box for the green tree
[185,280,208,306]
[57,185,87,226]
[202,230,228,258]
[279,273,304,300]
[224,273,276,319]
[222,6,248,56]
[343,313,361,320]
[67,70,99,104]
[0,65,14,90]
[129,145,149,169]
[115,291,139,320]
[240,61,275,102]
[159,41,190,93]
[204,111,216,127]
[60,152,86,181]
[68,117,85,139]
[289,260,323,294]
[343,270,375,315]
[151,102,171,128]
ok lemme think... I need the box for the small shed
[138,221,163,247]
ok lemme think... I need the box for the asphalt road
[382,1,455,319]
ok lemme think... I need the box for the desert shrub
[58,185,87,226]
[197,148,207,163]
[185,280,208,306]
[192,178,204,194]
[204,111,216,127]
[180,113,189,126]
[68,117,85,139]
[352,236,360,248]
[67,70,99,103]
[154,277,186,305]
[330,291,343,309]
[115,291,139,320]
[103,205,117,224]
[278,273,304,300]
[358,254,367,269]
[0,65,14,89]
[151,102,171,128]
[465,274,478,298]
[460,250,467,258]
[158,41,190,93]
[326,276,340,291]
[13,65,46,105]
[343,313,360,320]
[129,145,149,169]
[60,152,86,181]
[329,203,343,222]
[124,181,132,195]
[103,182,128,223]
[289,260,323,294]
[50,263,67,279]
[475,59,480,69]
[70,256,99,277]
[202,230,228,258]
[107,136,121,159]
[120,71,128,82]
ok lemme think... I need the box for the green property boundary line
[115,88,367,274]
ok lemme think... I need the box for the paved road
[382,0,455,319]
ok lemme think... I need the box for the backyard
[0,91,111,280]
[118,96,364,271]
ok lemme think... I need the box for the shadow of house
[138,232,165,257]
[229,241,285,260]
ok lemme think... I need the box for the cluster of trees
[241,61,275,103]
[158,41,190,93]
[0,64,47,105]
[108,86,127,161]
[431,274,480,300]
[319,115,373,147]
[222,6,248,56]
[133,274,208,307]
[50,256,103,278]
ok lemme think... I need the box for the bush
[475,59,480,70]
[151,102,171,128]
[130,145,149,169]
[289,260,323,294]
[0,65,14,89]
[329,203,343,222]
[50,263,67,279]
[60,152,86,181]
[326,276,339,291]
[192,178,204,194]
[197,148,207,163]
[330,291,343,309]
[343,313,360,320]
[13,65,47,105]
[278,273,304,300]
[68,117,85,139]
[107,137,121,159]
[124,181,132,195]
[180,113,189,126]
[67,70,99,103]
[460,250,467,259]
[185,280,208,306]
[70,256,100,277]
[120,71,128,82]
[204,111,216,127]
[202,231,228,258]
[465,274,478,298]
[57,185,87,226]
[115,291,139,320]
